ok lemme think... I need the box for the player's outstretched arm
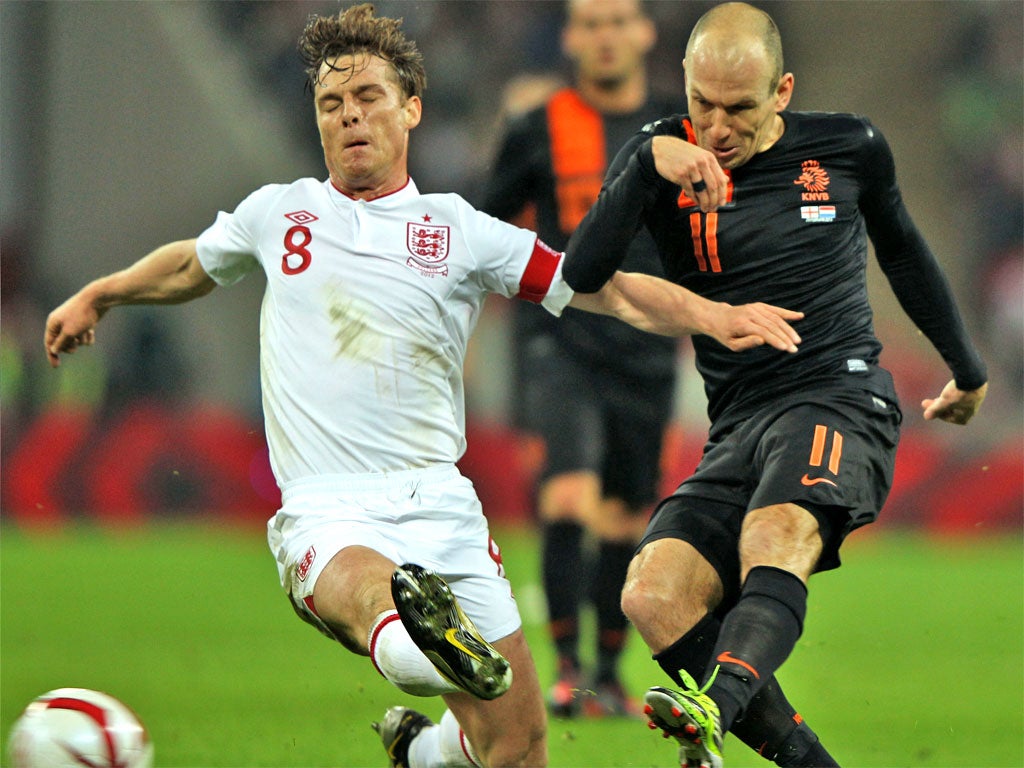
[569,271,804,352]
[45,239,215,367]
[921,380,988,425]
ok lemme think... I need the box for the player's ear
[773,72,794,111]
[403,96,422,130]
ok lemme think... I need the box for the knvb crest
[794,160,831,201]
[406,220,450,277]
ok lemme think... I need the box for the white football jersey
[196,177,574,485]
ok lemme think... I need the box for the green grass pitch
[1,521,1021,767]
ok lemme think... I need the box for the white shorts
[267,464,522,643]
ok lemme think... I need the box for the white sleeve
[195,184,284,286]
[458,200,575,316]
[534,250,575,317]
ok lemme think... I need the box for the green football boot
[643,669,725,768]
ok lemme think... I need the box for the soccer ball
[7,688,153,768]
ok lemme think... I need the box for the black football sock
[774,721,840,767]
[732,677,839,766]
[653,612,721,686]
[653,609,835,766]
[705,566,808,731]
[542,520,584,670]
[592,540,634,684]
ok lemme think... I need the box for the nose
[706,108,731,142]
[341,98,362,126]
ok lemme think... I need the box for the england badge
[406,221,450,277]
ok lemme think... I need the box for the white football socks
[368,610,459,696]
[408,709,481,768]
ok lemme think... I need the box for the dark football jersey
[565,111,987,426]
[480,91,680,380]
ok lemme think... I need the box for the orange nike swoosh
[717,651,760,679]
[800,474,838,487]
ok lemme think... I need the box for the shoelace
[677,664,719,698]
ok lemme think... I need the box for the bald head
[680,2,792,169]
[686,2,783,95]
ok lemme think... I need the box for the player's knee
[621,540,722,650]
[619,567,662,629]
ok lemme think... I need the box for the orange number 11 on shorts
[800,424,843,487]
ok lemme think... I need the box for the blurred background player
[480,0,681,718]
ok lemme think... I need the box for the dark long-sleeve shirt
[480,90,679,380]
[565,111,987,427]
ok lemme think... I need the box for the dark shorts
[518,334,675,509]
[640,387,901,608]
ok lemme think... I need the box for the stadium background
[1,2,1021,765]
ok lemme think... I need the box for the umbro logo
[285,210,319,225]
